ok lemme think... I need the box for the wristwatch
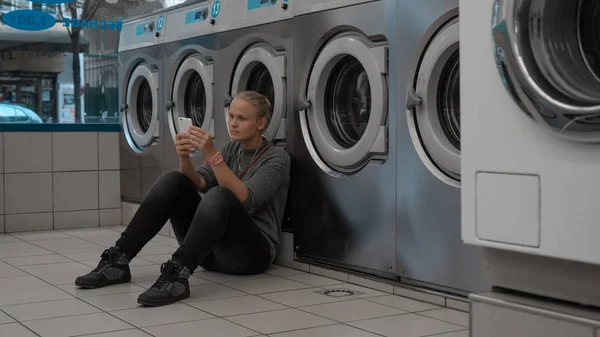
[208,152,224,165]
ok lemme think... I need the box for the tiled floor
[0,227,469,337]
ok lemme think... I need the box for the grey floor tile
[0,235,22,243]
[19,261,90,276]
[2,254,72,266]
[2,298,100,322]
[0,261,28,278]
[180,284,246,303]
[260,287,353,307]
[0,322,38,337]
[367,295,441,312]
[227,308,335,335]
[418,308,469,327]
[0,242,53,258]
[81,291,145,311]
[299,299,407,322]
[225,277,311,295]
[59,283,146,298]
[347,313,465,337]
[110,303,214,328]
[34,270,88,286]
[0,275,48,291]
[187,295,287,317]
[69,329,153,337]
[0,309,15,324]
[0,285,72,306]
[269,324,382,337]
[23,312,134,337]
[143,317,259,337]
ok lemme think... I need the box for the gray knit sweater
[196,138,291,262]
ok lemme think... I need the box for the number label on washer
[211,0,221,18]
[156,15,164,31]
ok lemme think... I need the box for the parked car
[0,103,44,123]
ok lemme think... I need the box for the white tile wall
[52,132,99,171]
[0,132,120,233]
[4,132,53,173]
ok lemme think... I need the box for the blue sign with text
[63,18,122,31]
[1,9,56,31]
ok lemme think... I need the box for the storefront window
[0,0,185,127]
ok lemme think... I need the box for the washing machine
[218,0,293,150]
[162,1,219,173]
[288,0,398,278]
[461,0,600,305]
[118,11,167,203]
[395,0,489,295]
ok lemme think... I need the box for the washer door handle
[406,88,422,110]
[165,101,174,111]
[120,103,128,113]
[298,94,311,110]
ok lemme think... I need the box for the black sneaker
[137,260,191,307]
[74,246,131,289]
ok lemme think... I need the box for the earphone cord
[237,145,260,173]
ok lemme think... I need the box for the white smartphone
[177,117,195,151]
[178,117,193,133]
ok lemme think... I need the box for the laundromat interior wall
[0,131,122,233]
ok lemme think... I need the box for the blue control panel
[135,21,155,35]
[247,0,288,10]
[185,6,209,24]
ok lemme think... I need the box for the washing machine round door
[301,32,388,173]
[170,54,214,146]
[493,0,600,142]
[406,17,460,186]
[123,63,159,153]
[229,43,286,141]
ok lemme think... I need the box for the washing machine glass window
[124,63,159,152]
[324,55,371,149]
[184,72,207,127]
[246,63,275,127]
[230,43,286,141]
[171,55,214,140]
[437,51,460,150]
[137,79,153,132]
[406,18,460,186]
[301,32,388,173]
[492,0,600,142]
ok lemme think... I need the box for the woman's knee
[203,186,237,203]
[153,171,196,193]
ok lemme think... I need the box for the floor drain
[316,288,363,297]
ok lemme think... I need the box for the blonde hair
[233,91,272,129]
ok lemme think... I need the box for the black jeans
[115,171,272,274]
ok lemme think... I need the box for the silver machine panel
[118,11,168,203]
[212,0,294,150]
[288,0,398,278]
[395,0,489,295]
[162,0,294,176]
[162,1,220,173]
[470,291,600,337]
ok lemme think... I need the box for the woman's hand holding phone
[175,117,195,158]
